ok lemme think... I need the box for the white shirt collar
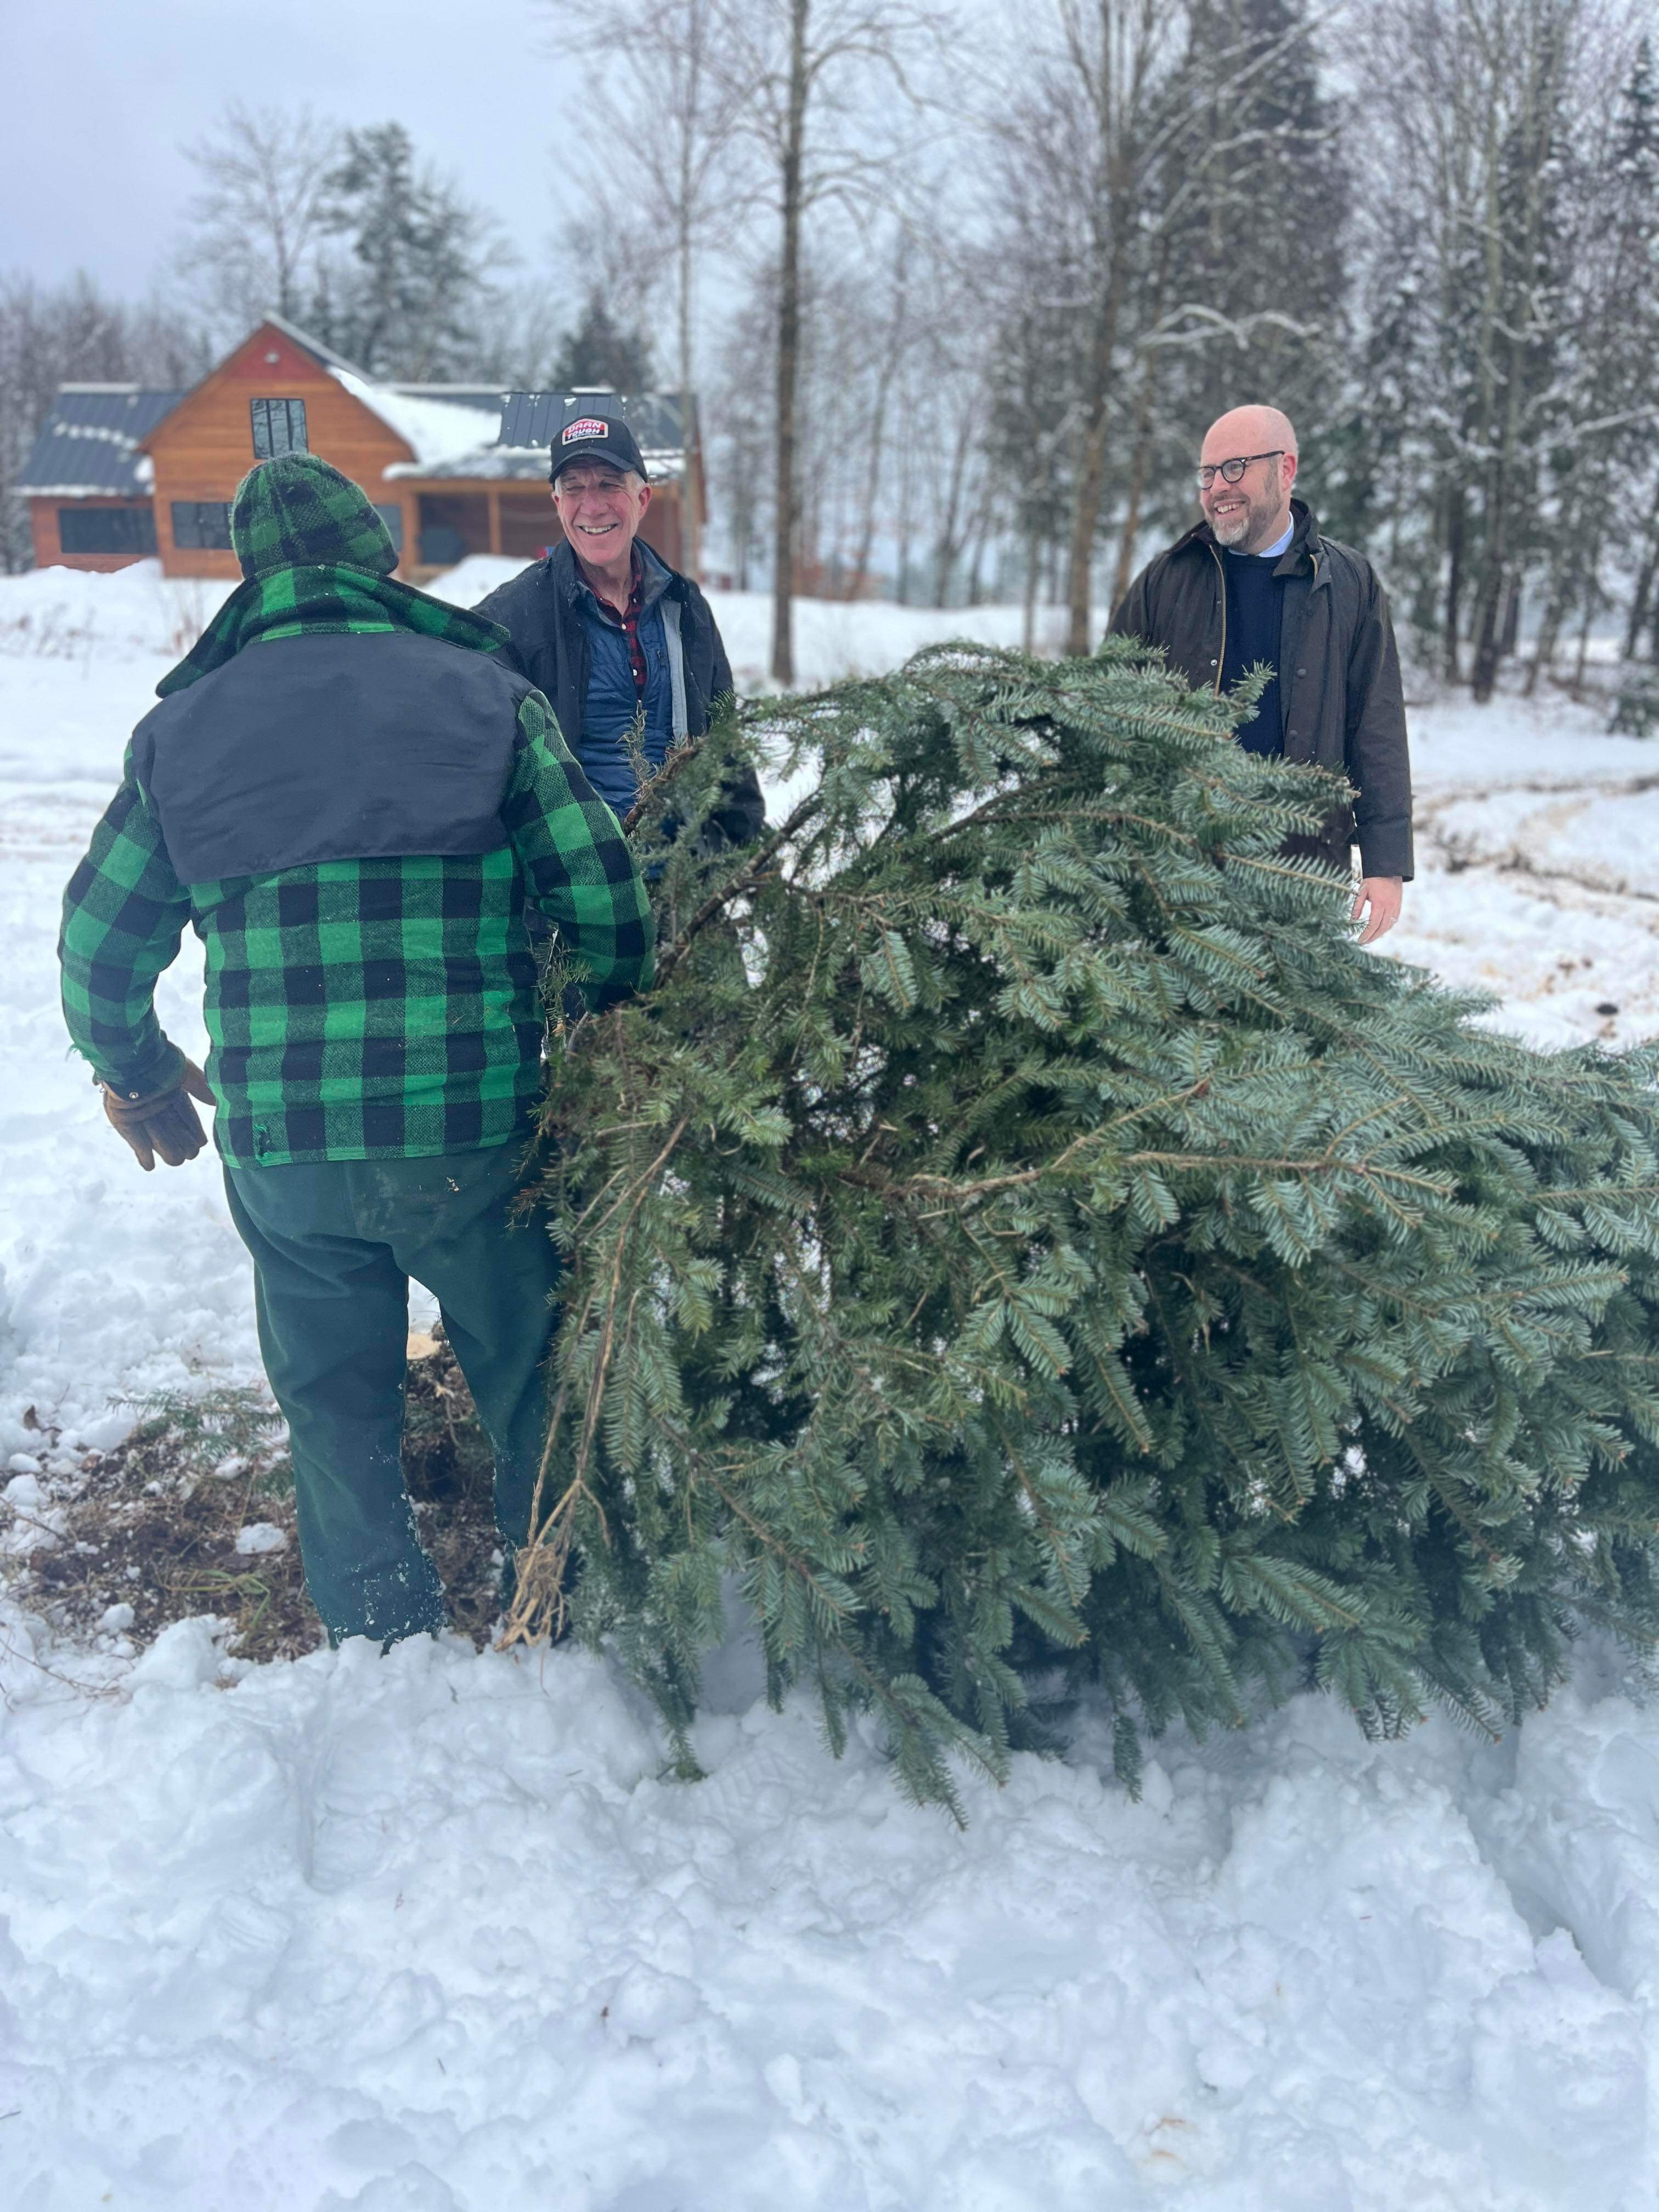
[1227,518,1295,561]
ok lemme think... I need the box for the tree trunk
[769,0,809,686]
[849,251,905,600]
[675,15,701,408]
[1023,526,1041,654]
[1470,532,1508,703]
[895,423,916,606]
[1471,8,1566,707]
[1572,602,1595,691]
[1442,486,1466,685]
[1523,577,1565,698]
[1062,0,1154,660]
[1466,64,1508,707]
[1625,529,1659,663]
[932,414,975,607]
[1110,343,1159,615]
[964,489,993,608]
[1063,247,1129,657]
[677,215,695,420]
[1572,537,1606,690]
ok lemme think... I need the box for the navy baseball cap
[549,400,648,485]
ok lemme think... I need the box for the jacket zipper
[1291,551,1319,751]
[1207,541,1226,696]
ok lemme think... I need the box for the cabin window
[374,503,404,553]
[251,397,308,459]
[171,501,234,550]
[58,506,156,555]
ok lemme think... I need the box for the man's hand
[1351,876,1403,946]
[101,1060,215,1171]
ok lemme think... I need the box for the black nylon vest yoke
[131,630,535,883]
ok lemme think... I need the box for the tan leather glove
[100,1060,216,1171]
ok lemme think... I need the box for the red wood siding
[142,325,413,579]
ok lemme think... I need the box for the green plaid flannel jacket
[60,456,653,1166]
[60,684,654,1166]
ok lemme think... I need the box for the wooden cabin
[19,316,707,583]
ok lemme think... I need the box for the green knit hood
[156,454,509,697]
[230,452,399,580]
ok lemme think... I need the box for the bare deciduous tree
[541,0,748,402]
[985,0,1341,652]
[177,103,344,337]
[1040,0,1186,654]
[0,274,212,571]
[713,0,944,678]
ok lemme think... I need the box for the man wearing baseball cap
[476,399,763,843]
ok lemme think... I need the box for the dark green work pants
[222,1137,560,1646]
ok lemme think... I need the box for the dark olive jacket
[1108,500,1413,880]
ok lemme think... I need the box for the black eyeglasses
[1197,449,1284,489]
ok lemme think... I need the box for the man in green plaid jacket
[59,454,654,1647]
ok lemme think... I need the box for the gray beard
[1211,508,1251,546]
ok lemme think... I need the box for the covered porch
[387,443,692,582]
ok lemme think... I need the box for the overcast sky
[2,0,580,296]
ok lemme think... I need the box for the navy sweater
[1220,551,1286,757]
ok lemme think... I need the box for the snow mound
[422,555,527,608]
[0,559,238,663]
[0,1620,1652,2209]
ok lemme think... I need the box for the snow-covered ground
[3,559,1659,2209]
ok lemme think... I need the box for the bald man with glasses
[1109,404,1411,944]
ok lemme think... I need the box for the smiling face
[1199,405,1298,554]
[552,460,651,574]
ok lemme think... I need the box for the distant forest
[3,0,1656,710]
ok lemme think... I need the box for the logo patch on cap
[563,417,610,443]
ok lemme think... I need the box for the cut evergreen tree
[503,642,1659,1813]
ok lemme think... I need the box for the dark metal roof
[16,387,183,496]
[498,391,692,456]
